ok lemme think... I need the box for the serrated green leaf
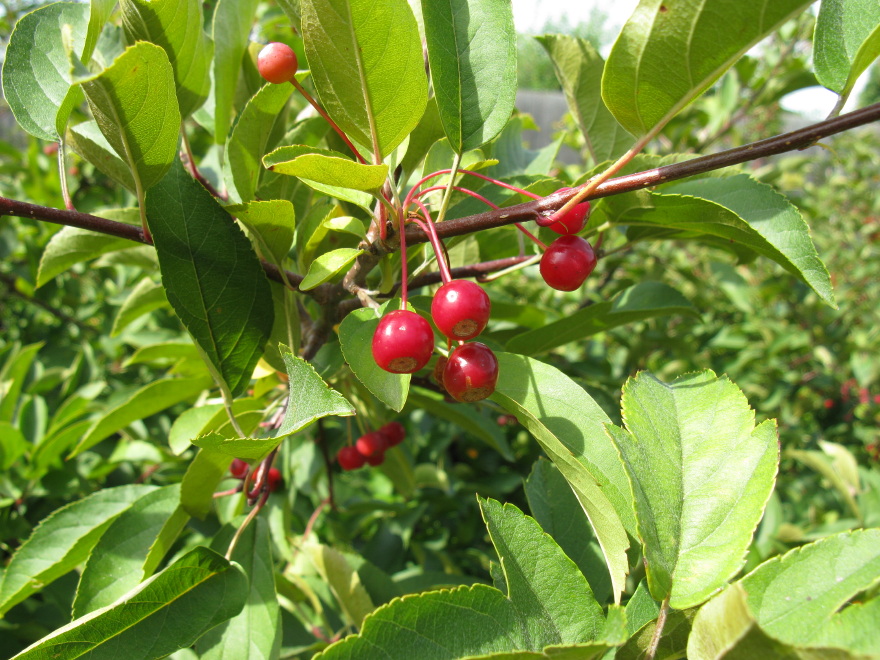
[190,434,279,460]
[506,282,697,355]
[480,498,605,648]
[421,0,517,152]
[299,248,362,290]
[67,120,137,191]
[72,485,183,617]
[11,546,248,660]
[77,41,181,190]
[210,0,258,145]
[226,200,296,265]
[537,34,631,163]
[602,0,815,137]
[0,484,155,616]
[265,145,389,191]
[301,0,428,157]
[339,305,410,412]
[814,0,880,99]
[1,2,89,141]
[111,278,169,336]
[119,0,211,117]
[490,353,633,605]
[609,370,778,610]
[146,158,275,397]
[274,350,355,438]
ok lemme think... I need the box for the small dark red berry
[380,421,406,447]
[267,467,283,492]
[230,458,249,479]
[356,431,388,457]
[365,451,385,466]
[432,355,448,387]
[443,342,499,403]
[540,235,597,291]
[257,42,299,84]
[372,309,434,374]
[545,188,590,235]
[337,446,366,470]
[431,280,491,340]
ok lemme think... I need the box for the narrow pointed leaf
[299,248,362,290]
[609,370,778,610]
[301,0,428,157]
[146,159,275,397]
[265,145,389,191]
[1,2,89,141]
[421,0,517,152]
[274,350,355,438]
[490,353,633,605]
[11,546,248,660]
[814,0,880,99]
[85,0,117,63]
[210,0,258,145]
[602,0,815,136]
[181,448,232,519]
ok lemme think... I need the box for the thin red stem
[291,78,368,165]
[397,208,410,308]
[408,199,452,284]
[404,168,542,212]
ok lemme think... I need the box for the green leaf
[490,353,633,605]
[299,248,362,290]
[76,41,181,190]
[308,543,375,628]
[226,83,293,203]
[190,434,279,460]
[617,609,695,660]
[787,445,861,521]
[524,459,611,603]
[181,448,231,519]
[119,0,211,117]
[421,0,517,152]
[197,519,281,660]
[608,370,778,610]
[69,375,211,457]
[264,145,389,191]
[274,350,355,438]
[1,2,89,141]
[624,580,660,637]
[537,34,631,163]
[0,342,43,422]
[0,484,154,616]
[85,0,116,64]
[11,546,248,660]
[814,0,880,99]
[739,528,880,649]
[338,305,410,412]
[0,422,28,470]
[226,200,296,265]
[480,498,605,647]
[67,120,137,191]
[314,584,527,659]
[111,278,169,336]
[72,485,183,617]
[602,0,815,137]
[146,159,275,397]
[301,0,428,157]
[506,282,697,355]
[209,0,258,145]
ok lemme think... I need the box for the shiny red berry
[431,280,491,340]
[267,467,283,492]
[545,188,591,235]
[356,431,388,457]
[257,42,299,84]
[372,310,434,373]
[380,421,406,447]
[443,342,499,403]
[230,458,249,479]
[540,235,597,291]
[337,446,366,470]
[365,451,385,466]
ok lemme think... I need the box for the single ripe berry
[380,421,406,447]
[443,342,499,403]
[365,452,385,467]
[431,280,491,340]
[257,42,299,84]
[267,467,283,492]
[229,458,249,479]
[337,446,366,471]
[356,431,388,458]
[544,188,591,235]
[372,309,434,374]
[540,235,597,291]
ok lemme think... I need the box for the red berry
[257,42,299,84]
[540,235,597,291]
[443,342,499,403]
[545,188,591,235]
[380,421,406,447]
[372,310,434,373]
[267,467,283,492]
[230,458,249,479]
[365,451,385,466]
[356,431,388,457]
[823,398,835,409]
[337,446,366,470]
[431,280,491,340]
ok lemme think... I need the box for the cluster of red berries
[229,458,283,492]
[537,189,598,291]
[336,421,406,470]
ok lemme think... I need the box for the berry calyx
[372,310,435,374]
[267,467,283,492]
[545,188,591,235]
[356,431,388,457]
[229,458,249,479]
[443,342,499,403]
[539,235,597,291]
[257,42,299,84]
[431,280,491,340]
[380,421,406,447]
[337,446,366,471]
